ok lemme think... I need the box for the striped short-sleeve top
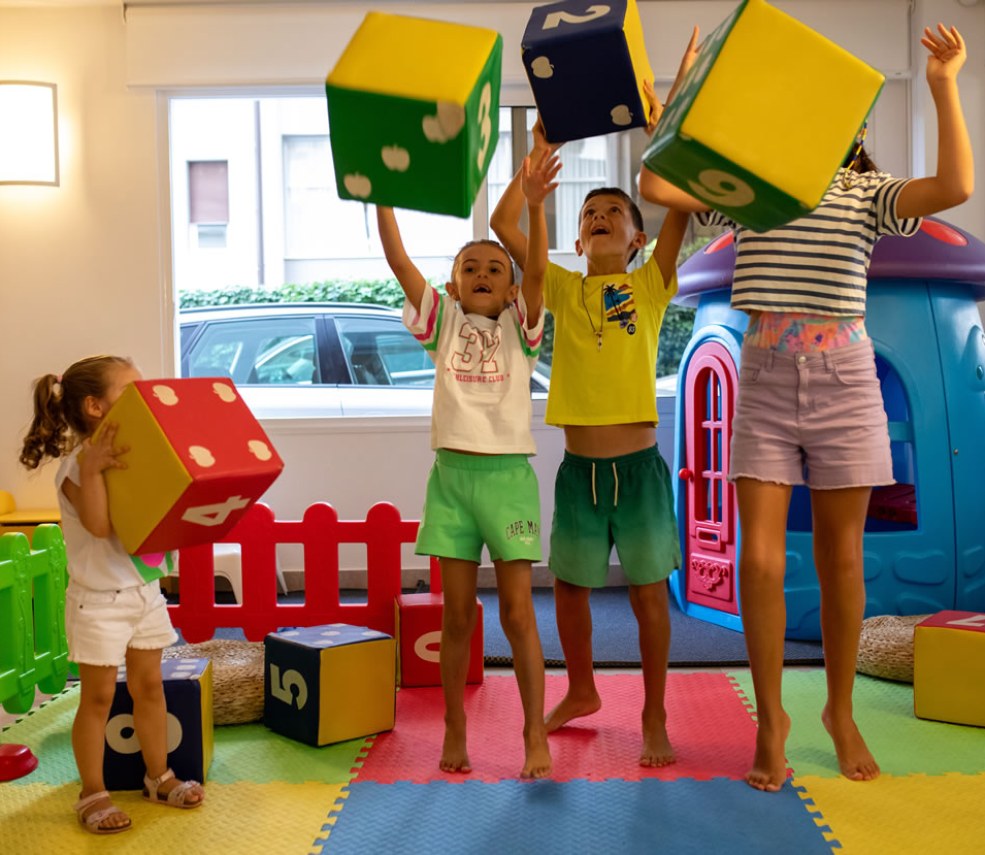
[697,169,921,316]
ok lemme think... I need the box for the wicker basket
[163,639,265,725]
[856,614,930,683]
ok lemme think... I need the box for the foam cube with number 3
[326,12,501,218]
[94,378,283,555]
[642,0,884,232]
[521,0,654,143]
[263,624,396,747]
[913,611,985,727]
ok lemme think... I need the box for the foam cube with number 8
[642,0,884,232]
[913,611,985,727]
[94,378,283,555]
[521,0,654,143]
[264,624,396,746]
[326,12,501,218]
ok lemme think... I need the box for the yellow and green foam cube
[326,12,502,218]
[642,0,884,232]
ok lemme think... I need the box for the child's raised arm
[519,152,562,326]
[638,27,710,213]
[491,116,559,271]
[376,206,429,313]
[64,423,128,538]
[896,24,973,218]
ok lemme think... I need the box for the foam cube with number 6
[263,624,396,746]
[521,0,653,143]
[103,658,213,791]
[326,12,501,218]
[94,378,283,555]
[641,0,884,232]
[913,611,985,727]
[395,592,484,687]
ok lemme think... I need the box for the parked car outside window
[179,303,552,418]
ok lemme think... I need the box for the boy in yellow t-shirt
[491,117,688,767]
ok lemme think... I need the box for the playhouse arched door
[679,342,739,616]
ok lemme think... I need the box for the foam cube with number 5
[93,378,283,555]
[263,624,396,746]
[642,0,884,232]
[326,12,501,218]
[522,0,653,143]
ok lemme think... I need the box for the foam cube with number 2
[521,0,654,143]
[94,378,283,555]
[642,0,884,232]
[913,611,985,727]
[326,12,501,218]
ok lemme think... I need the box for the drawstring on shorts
[589,461,619,508]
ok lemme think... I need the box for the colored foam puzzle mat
[3,669,982,854]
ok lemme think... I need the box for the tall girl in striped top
[640,23,973,791]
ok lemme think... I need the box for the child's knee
[443,606,477,640]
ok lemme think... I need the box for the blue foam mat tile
[316,778,835,855]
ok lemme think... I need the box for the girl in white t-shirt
[20,355,204,834]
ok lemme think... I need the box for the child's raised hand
[921,23,965,84]
[532,115,562,161]
[666,26,700,104]
[521,153,561,206]
[643,80,664,136]
[80,423,130,475]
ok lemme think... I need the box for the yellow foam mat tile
[0,780,346,855]
[795,773,985,853]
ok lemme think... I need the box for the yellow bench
[0,491,60,544]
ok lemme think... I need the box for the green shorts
[415,450,542,564]
[549,446,681,588]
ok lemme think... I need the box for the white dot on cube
[152,384,179,406]
[281,630,300,637]
[319,631,341,637]
[381,146,410,172]
[343,173,371,198]
[247,439,273,462]
[212,382,238,403]
[188,445,216,467]
[531,56,554,79]
[610,105,633,126]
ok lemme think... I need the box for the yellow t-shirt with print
[544,258,678,427]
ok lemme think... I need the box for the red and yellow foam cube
[95,378,283,554]
[913,611,985,727]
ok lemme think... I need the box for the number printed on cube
[94,378,284,554]
[326,12,502,217]
[521,0,654,143]
[263,624,396,746]
[103,658,213,791]
[641,0,884,231]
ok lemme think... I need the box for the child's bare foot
[544,689,601,732]
[439,719,472,773]
[746,711,791,792]
[640,716,676,767]
[521,726,553,779]
[822,705,879,782]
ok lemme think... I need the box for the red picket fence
[169,502,433,643]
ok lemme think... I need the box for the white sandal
[74,790,132,834]
[142,768,205,809]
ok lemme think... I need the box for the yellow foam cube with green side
[326,12,501,218]
[913,611,985,727]
[642,0,884,232]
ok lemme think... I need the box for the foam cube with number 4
[263,624,396,746]
[913,611,985,727]
[641,0,884,232]
[522,0,653,143]
[326,12,501,218]
[94,378,283,555]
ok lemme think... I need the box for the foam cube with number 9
[641,0,884,232]
[521,0,653,143]
[263,624,396,746]
[913,611,985,727]
[326,12,501,218]
[94,378,283,555]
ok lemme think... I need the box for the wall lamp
[0,81,59,186]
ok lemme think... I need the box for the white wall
[1,0,983,552]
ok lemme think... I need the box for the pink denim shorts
[729,339,894,490]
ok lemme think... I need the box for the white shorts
[66,580,178,667]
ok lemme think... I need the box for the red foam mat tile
[357,672,756,783]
